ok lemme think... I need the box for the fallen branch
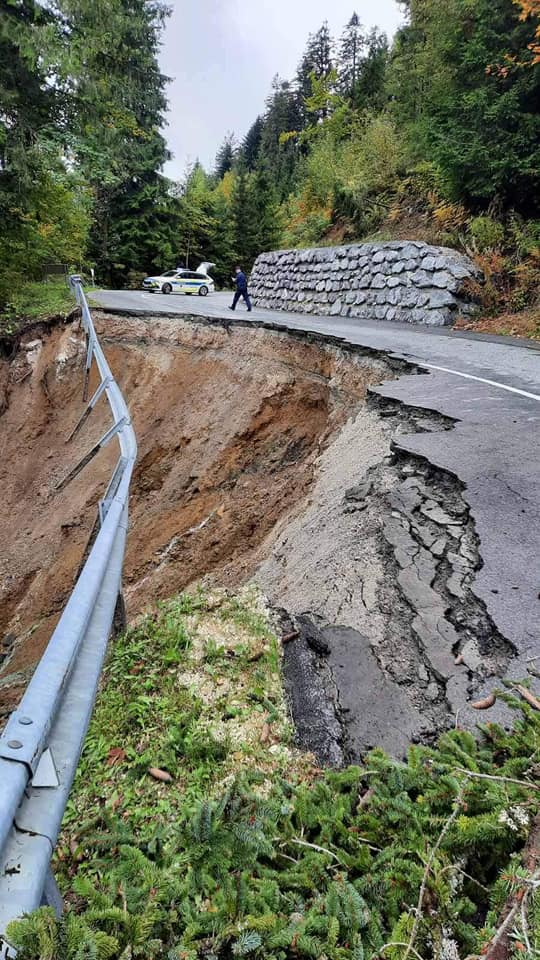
[357,787,375,810]
[514,684,540,712]
[440,863,489,893]
[404,783,466,960]
[520,892,532,955]
[482,811,540,960]
[378,941,425,960]
[452,767,540,792]
[278,837,348,863]
[276,851,299,865]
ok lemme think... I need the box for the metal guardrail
[0,277,137,956]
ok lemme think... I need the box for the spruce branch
[404,782,467,960]
[278,837,346,863]
[450,767,540,792]
[439,864,490,893]
[378,940,426,960]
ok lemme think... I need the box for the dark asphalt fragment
[275,609,343,766]
[295,614,331,656]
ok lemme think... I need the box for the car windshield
[161,270,177,277]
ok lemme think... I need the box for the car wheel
[198,285,209,297]
[162,283,172,294]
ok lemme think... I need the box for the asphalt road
[93,287,540,699]
[93,288,540,397]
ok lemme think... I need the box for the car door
[184,272,205,294]
[173,271,189,293]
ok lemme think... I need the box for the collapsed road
[2,288,539,763]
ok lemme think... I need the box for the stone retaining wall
[250,241,480,326]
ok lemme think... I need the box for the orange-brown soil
[454,306,540,341]
[0,313,392,717]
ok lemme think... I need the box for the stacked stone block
[250,241,480,326]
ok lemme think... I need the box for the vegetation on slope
[0,0,174,306]
[2,2,539,335]
[177,2,540,334]
[0,279,77,339]
[7,590,540,960]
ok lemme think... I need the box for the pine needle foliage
[6,592,540,960]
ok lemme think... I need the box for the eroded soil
[0,311,521,760]
[0,313,390,718]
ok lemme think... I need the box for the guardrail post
[56,418,128,492]
[82,331,94,402]
[113,590,127,635]
[66,376,112,443]
[41,869,63,917]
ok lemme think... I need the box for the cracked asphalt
[93,289,540,396]
[94,288,540,736]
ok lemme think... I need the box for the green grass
[6,589,540,960]
[0,278,76,337]
[60,588,300,845]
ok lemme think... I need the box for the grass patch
[0,278,76,337]
[7,588,540,960]
[60,587,305,843]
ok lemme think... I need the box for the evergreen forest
[1,1,539,331]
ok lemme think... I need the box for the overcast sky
[159,0,404,181]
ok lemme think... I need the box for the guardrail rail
[0,277,137,957]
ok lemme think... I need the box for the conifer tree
[0,0,59,184]
[174,161,216,269]
[356,28,389,111]
[252,162,282,253]
[0,0,90,302]
[390,0,540,212]
[207,187,236,287]
[259,77,302,200]
[230,164,258,269]
[241,116,264,170]
[337,13,365,103]
[58,0,176,283]
[214,133,236,180]
[296,21,334,124]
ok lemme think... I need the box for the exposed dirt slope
[0,313,390,717]
[1,311,524,760]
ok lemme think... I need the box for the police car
[142,262,215,296]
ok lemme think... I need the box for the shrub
[467,216,505,252]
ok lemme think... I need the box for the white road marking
[418,362,540,403]
[101,293,540,403]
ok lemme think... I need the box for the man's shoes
[247,308,252,312]
[228,306,235,311]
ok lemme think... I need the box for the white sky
[159,0,404,181]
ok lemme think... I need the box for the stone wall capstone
[249,241,480,326]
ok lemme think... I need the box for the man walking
[229,266,252,312]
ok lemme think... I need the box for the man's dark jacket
[235,271,248,292]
